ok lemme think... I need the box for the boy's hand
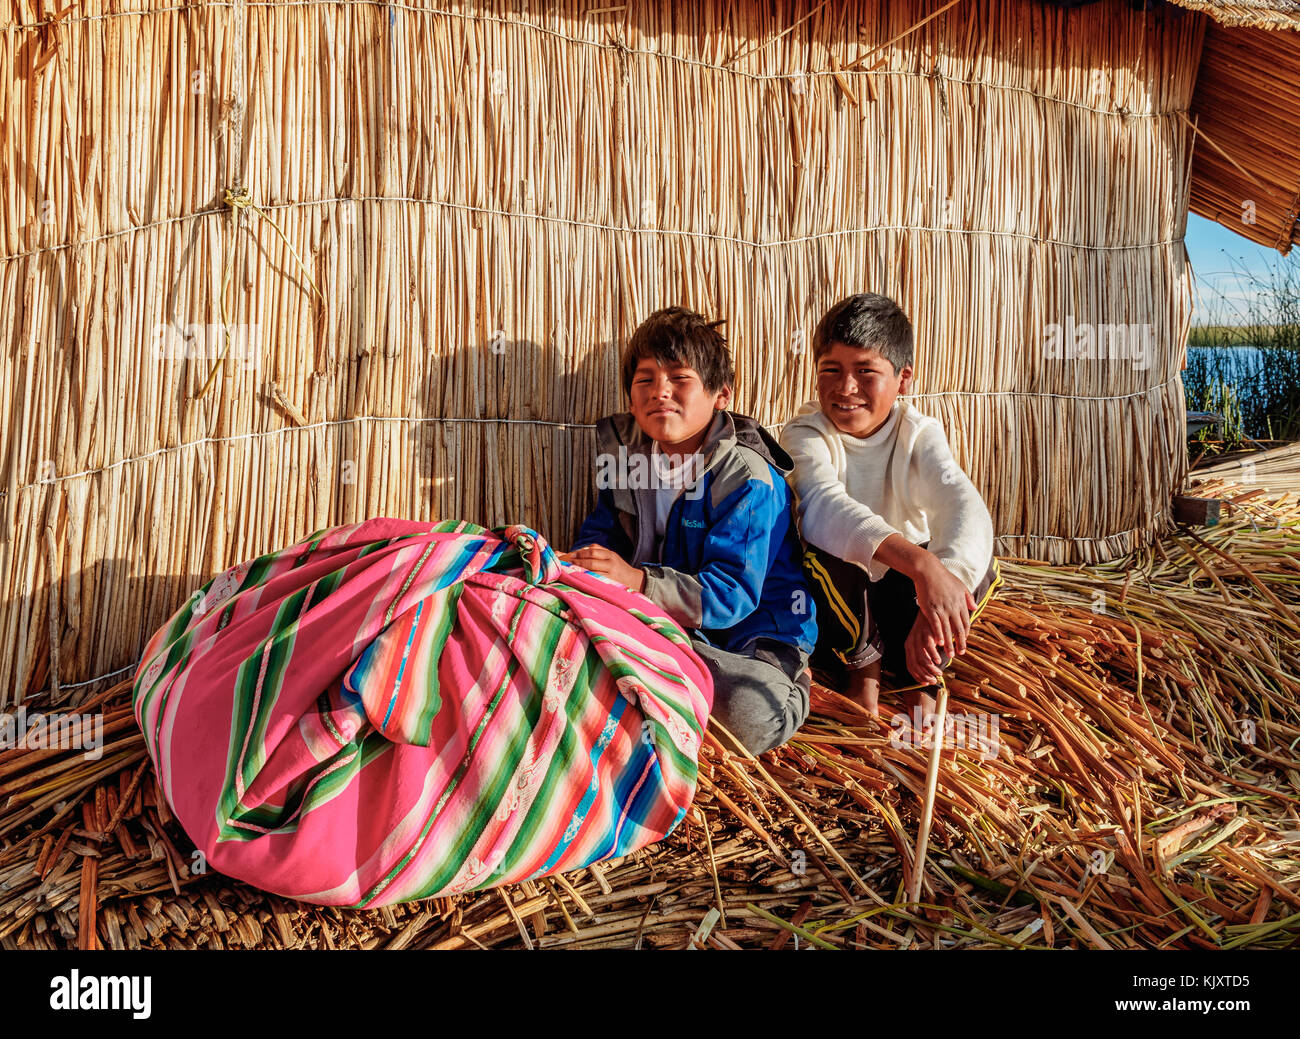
[912,554,976,658]
[559,545,646,594]
[904,616,946,686]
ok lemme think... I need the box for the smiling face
[629,358,731,457]
[816,341,913,438]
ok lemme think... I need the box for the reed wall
[0,0,1205,703]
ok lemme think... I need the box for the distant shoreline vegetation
[1187,325,1291,348]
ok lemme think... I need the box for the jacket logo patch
[682,519,706,529]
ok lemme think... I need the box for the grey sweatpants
[691,637,811,756]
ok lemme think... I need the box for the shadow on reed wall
[1,330,622,707]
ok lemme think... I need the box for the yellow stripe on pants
[804,550,861,649]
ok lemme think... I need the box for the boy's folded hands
[904,619,946,688]
[911,552,976,658]
[559,544,647,595]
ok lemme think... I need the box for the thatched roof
[1168,0,1300,30]
[1184,17,1300,254]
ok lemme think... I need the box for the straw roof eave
[1168,0,1300,31]
[1182,11,1300,253]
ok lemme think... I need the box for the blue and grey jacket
[574,410,817,656]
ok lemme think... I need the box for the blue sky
[1185,212,1296,326]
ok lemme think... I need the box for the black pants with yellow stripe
[803,543,1001,688]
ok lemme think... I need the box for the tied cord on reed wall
[10,125,1190,505]
[4,179,1190,508]
[0,193,1186,267]
[194,187,326,402]
[0,0,1207,120]
[6,374,1186,496]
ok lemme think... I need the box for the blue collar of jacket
[595,410,795,569]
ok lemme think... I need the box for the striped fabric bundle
[132,518,713,907]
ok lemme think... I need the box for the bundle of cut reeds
[1190,442,1300,501]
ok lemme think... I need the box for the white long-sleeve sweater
[779,399,994,593]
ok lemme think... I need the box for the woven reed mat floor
[3,482,1298,950]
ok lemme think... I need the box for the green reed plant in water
[1187,255,1300,448]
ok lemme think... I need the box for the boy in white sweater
[779,294,999,717]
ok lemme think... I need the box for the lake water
[1184,342,1299,439]
[1186,345,1265,379]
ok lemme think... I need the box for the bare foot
[846,660,881,716]
[901,685,938,721]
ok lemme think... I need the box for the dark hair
[812,294,914,374]
[621,307,734,397]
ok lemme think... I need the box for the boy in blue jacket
[560,307,817,755]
